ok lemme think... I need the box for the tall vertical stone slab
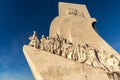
[49,2,120,58]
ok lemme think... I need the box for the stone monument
[23,2,120,80]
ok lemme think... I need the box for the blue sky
[0,0,120,80]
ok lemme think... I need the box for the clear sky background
[0,0,120,80]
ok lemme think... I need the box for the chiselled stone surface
[23,45,109,80]
[49,2,120,59]
[23,2,120,80]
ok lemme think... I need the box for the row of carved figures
[28,31,120,74]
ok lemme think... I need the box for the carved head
[42,35,45,38]
[33,31,37,36]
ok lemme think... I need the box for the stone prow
[23,45,44,80]
[23,45,109,80]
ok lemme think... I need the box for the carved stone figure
[61,42,71,58]
[40,35,46,50]
[107,72,120,80]
[84,46,101,68]
[78,44,87,63]
[49,37,54,53]
[72,45,79,61]
[34,37,40,48]
[66,45,74,59]
[29,39,35,47]
[29,31,37,40]
[98,50,109,68]
[28,31,39,48]
[44,37,51,52]
[106,55,120,72]
[53,37,60,55]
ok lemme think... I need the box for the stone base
[23,45,109,80]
